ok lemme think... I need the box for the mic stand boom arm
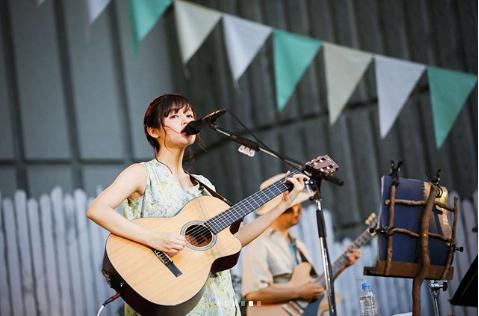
[209,123,343,185]
[207,122,341,316]
[210,123,303,169]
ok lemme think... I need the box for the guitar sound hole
[185,224,213,248]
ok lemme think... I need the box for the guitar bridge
[152,248,183,277]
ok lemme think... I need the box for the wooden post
[412,185,438,316]
[385,183,397,275]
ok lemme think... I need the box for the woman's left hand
[281,173,309,206]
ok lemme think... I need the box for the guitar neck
[317,226,374,287]
[205,170,301,234]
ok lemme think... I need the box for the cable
[226,111,303,172]
[96,292,121,316]
[96,305,104,316]
[227,111,275,154]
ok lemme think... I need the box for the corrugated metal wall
[0,0,477,240]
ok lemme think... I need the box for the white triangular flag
[86,0,111,23]
[375,55,425,137]
[323,43,372,124]
[222,14,272,81]
[174,0,222,63]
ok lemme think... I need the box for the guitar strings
[178,185,282,242]
[157,164,337,258]
[174,184,286,243]
[178,168,318,243]
[172,166,327,244]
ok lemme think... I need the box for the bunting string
[78,0,477,148]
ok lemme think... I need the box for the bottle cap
[361,281,371,290]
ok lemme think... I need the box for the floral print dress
[123,159,239,316]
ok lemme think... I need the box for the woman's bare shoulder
[122,162,148,178]
[113,163,148,196]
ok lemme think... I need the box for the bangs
[162,95,195,118]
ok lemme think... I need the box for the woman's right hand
[147,232,186,257]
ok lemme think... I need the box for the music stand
[450,255,477,307]
[364,166,459,316]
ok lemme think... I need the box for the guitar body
[103,196,242,315]
[247,263,324,316]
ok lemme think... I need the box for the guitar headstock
[364,213,377,226]
[364,213,378,235]
[304,155,339,176]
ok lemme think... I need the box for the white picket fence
[0,188,122,316]
[0,188,476,316]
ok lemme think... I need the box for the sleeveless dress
[122,159,239,316]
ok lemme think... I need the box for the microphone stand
[305,177,337,316]
[207,121,342,316]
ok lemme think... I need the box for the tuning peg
[364,213,377,225]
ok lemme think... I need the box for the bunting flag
[375,55,425,137]
[427,66,477,147]
[323,42,372,124]
[130,0,172,48]
[174,0,222,64]
[222,14,272,81]
[86,0,111,24]
[273,30,321,110]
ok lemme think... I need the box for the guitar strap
[189,174,232,206]
[296,244,318,278]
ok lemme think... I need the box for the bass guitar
[102,155,338,315]
[246,213,378,316]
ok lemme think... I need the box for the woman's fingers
[284,174,309,191]
[161,233,186,253]
[281,174,309,204]
[170,240,186,250]
[165,249,179,257]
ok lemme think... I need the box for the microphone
[183,109,226,135]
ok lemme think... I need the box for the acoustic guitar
[102,155,338,315]
[246,213,378,316]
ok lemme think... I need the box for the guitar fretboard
[205,170,302,234]
[317,225,375,287]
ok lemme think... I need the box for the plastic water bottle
[359,281,378,316]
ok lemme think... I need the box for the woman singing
[86,94,307,315]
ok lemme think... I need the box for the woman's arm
[234,174,307,246]
[86,164,185,256]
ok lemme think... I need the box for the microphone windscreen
[183,120,205,135]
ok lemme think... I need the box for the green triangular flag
[273,30,321,110]
[427,66,477,147]
[129,0,172,49]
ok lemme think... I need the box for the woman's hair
[143,93,195,153]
